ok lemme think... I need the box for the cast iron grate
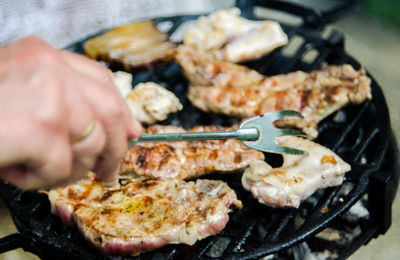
[0,1,396,259]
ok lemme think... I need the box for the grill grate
[0,1,397,259]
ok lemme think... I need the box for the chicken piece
[84,19,175,71]
[112,71,133,97]
[184,8,288,63]
[177,45,372,138]
[242,136,351,208]
[125,82,182,124]
[111,72,182,124]
[121,125,264,179]
[48,173,242,256]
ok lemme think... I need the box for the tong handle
[129,128,259,149]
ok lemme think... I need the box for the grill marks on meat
[242,136,351,208]
[121,125,264,179]
[48,173,242,256]
[83,19,175,71]
[177,45,265,88]
[177,45,372,138]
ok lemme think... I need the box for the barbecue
[48,173,242,256]
[182,7,288,63]
[242,136,351,208]
[112,72,183,124]
[124,82,183,125]
[0,1,399,259]
[83,19,176,72]
[177,44,372,139]
[121,124,264,179]
[128,111,305,155]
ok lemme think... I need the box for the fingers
[29,137,73,189]
[59,50,113,86]
[74,76,132,183]
[60,50,142,138]
[0,36,143,189]
[69,121,106,184]
[61,56,142,182]
[0,166,31,188]
[92,124,127,184]
[0,114,72,190]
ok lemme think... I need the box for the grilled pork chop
[48,173,242,256]
[183,8,288,63]
[242,136,351,208]
[121,125,264,179]
[177,45,371,138]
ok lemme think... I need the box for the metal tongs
[129,110,305,154]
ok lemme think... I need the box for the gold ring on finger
[73,120,97,143]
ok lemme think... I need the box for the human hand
[0,36,142,189]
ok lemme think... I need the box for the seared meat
[177,45,372,138]
[121,125,264,179]
[125,82,182,125]
[184,8,288,62]
[84,20,175,71]
[48,173,242,255]
[242,136,351,208]
[177,45,265,89]
[111,72,182,124]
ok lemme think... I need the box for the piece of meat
[121,125,264,179]
[242,136,351,208]
[84,19,175,71]
[110,72,182,124]
[177,45,372,138]
[48,173,242,256]
[112,71,133,98]
[183,8,288,63]
[125,82,182,125]
[177,45,265,88]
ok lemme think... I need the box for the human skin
[0,36,142,189]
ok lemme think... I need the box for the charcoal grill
[0,1,399,259]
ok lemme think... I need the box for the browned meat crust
[121,125,264,179]
[242,136,351,208]
[177,45,372,139]
[48,173,242,256]
[83,20,175,71]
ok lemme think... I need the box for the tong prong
[268,144,305,155]
[129,111,306,155]
[273,128,305,138]
[260,110,303,122]
[240,111,305,154]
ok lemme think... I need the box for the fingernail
[100,167,119,188]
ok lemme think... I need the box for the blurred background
[0,0,399,259]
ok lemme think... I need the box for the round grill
[0,2,396,259]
